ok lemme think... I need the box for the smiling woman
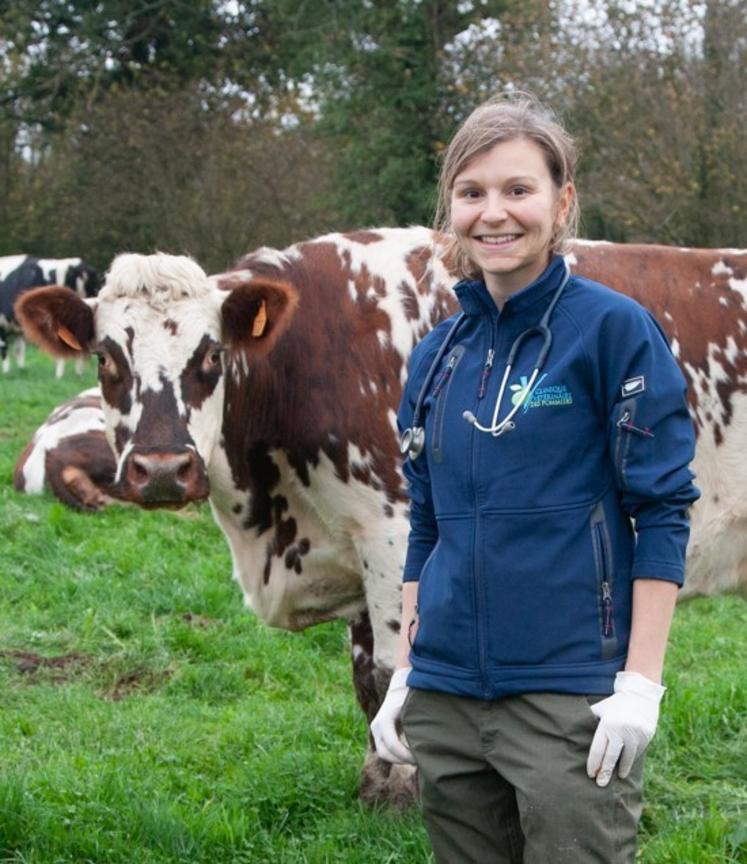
[371,92,700,864]
[449,138,573,303]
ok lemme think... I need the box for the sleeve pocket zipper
[613,398,651,487]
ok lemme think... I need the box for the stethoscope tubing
[402,261,571,459]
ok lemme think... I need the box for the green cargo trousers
[401,688,644,864]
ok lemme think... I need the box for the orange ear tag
[252,299,267,338]
[57,325,83,351]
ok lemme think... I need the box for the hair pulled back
[435,92,580,280]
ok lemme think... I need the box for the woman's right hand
[370,666,416,764]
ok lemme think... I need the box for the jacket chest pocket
[431,344,466,464]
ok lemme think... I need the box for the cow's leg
[55,357,65,379]
[349,612,418,809]
[14,336,26,370]
[74,355,85,375]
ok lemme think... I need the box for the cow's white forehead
[95,292,222,375]
[100,252,211,306]
[95,252,221,383]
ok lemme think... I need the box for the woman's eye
[509,186,529,197]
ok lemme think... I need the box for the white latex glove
[370,666,416,765]
[586,671,666,787]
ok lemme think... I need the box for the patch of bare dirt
[0,650,91,682]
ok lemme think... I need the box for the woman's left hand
[586,671,666,787]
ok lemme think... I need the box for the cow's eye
[203,348,223,372]
[96,351,115,375]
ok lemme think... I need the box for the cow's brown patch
[12,440,34,492]
[405,245,434,295]
[571,243,747,437]
[398,280,420,321]
[284,537,311,574]
[164,319,179,335]
[350,612,378,724]
[180,334,223,412]
[47,431,117,510]
[98,336,134,417]
[343,230,384,245]
[262,494,298,583]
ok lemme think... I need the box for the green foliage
[273,0,508,226]
[0,348,745,862]
[2,2,745,261]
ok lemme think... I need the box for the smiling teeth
[480,235,520,244]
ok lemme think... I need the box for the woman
[371,94,699,863]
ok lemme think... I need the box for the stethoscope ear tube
[400,313,467,460]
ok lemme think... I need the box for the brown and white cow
[15,229,747,806]
[14,388,119,511]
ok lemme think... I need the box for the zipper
[591,508,617,657]
[431,354,457,399]
[614,399,639,487]
[470,332,496,698]
[616,410,654,438]
[595,527,614,639]
[477,348,495,399]
[432,345,465,463]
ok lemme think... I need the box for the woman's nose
[481,192,508,223]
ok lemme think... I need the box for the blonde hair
[435,92,580,280]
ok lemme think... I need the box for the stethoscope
[400,261,571,460]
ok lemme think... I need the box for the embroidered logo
[510,374,574,411]
[621,376,645,397]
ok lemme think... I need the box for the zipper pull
[477,348,495,399]
[601,581,613,637]
[432,354,457,398]
[617,411,655,438]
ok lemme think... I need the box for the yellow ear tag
[252,299,267,338]
[57,325,82,351]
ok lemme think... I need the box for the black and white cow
[0,255,99,376]
[15,229,747,806]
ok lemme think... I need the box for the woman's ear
[556,182,575,226]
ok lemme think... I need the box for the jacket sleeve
[593,299,700,586]
[398,345,439,583]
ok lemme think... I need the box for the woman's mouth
[475,234,523,248]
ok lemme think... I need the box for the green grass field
[1,347,745,863]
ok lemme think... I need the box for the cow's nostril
[131,456,150,482]
[176,457,193,481]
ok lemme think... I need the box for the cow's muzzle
[121,447,209,507]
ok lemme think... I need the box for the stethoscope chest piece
[400,426,425,460]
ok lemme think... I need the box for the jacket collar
[454,255,568,319]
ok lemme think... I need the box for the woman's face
[450,137,572,304]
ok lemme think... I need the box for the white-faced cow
[0,255,99,376]
[14,388,119,511]
[15,229,747,806]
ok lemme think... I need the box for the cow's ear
[219,276,299,355]
[15,286,95,357]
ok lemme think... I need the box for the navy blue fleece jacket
[399,255,699,699]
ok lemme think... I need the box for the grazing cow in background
[0,255,99,376]
[15,229,747,806]
[14,388,119,511]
